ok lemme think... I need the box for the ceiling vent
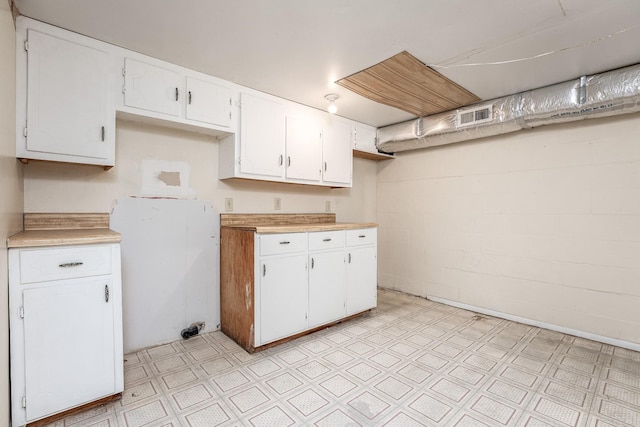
[457,105,493,127]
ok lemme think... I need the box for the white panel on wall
[110,198,219,352]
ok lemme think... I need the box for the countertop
[7,213,121,248]
[222,222,378,234]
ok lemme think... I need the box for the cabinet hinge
[19,306,24,319]
[24,40,28,51]
[23,127,28,138]
[122,67,126,77]
[21,396,26,408]
[122,85,126,94]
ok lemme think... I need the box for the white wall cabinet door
[124,57,183,118]
[345,245,377,315]
[24,29,110,161]
[322,120,353,185]
[239,92,285,178]
[23,278,117,422]
[308,250,346,328]
[354,124,378,153]
[259,254,308,344]
[285,116,321,182]
[185,77,232,127]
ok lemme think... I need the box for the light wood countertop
[7,213,121,248]
[8,228,121,248]
[223,222,378,234]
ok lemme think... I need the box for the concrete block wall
[377,113,640,345]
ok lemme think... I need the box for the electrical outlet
[325,201,331,212]
[224,198,233,212]
[274,198,281,210]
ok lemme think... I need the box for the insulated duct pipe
[377,63,640,153]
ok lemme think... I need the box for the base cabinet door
[259,254,308,344]
[23,278,117,421]
[346,245,377,315]
[308,251,346,328]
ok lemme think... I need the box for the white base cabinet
[221,226,376,352]
[9,244,123,427]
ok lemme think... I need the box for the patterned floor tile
[42,289,640,427]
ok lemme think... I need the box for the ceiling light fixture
[325,94,339,114]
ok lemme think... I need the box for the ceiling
[13,0,640,127]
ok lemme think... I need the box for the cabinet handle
[101,126,105,142]
[59,262,83,268]
[311,257,315,269]
[105,285,110,303]
[279,241,290,245]
[322,238,332,242]
[288,156,291,167]
[188,91,192,104]
[324,162,327,172]
[175,87,179,101]
[279,155,283,166]
[348,253,352,263]
[263,264,266,277]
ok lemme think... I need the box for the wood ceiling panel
[337,51,480,117]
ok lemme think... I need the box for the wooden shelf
[353,149,395,161]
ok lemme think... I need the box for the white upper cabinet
[185,77,233,127]
[121,57,234,134]
[123,58,183,118]
[285,114,322,183]
[238,91,286,178]
[354,123,377,153]
[16,20,115,167]
[322,118,353,186]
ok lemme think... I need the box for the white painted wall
[0,3,24,425]
[24,119,378,221]
[377,113,640,345]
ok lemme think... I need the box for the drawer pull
[105,285,109,303]
[358,235,366,238]
[58,262,84,268]
[279,241,290,245]
[322,238,332,242]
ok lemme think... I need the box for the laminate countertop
[7,213,121,248]
[222,222,378,234]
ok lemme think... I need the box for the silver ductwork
[377,63,640,153]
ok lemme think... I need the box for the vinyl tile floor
[43,289,640,426]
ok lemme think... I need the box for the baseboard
[426,295,640,353]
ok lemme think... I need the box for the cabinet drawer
[346,228,377,247]
[308,230,345,251]
[259,233,307,256]
[19,245,112,284]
